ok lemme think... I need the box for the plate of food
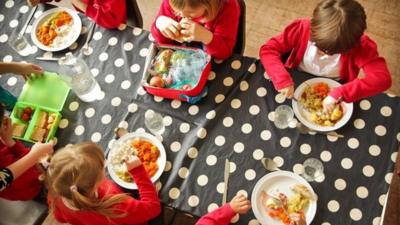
[31,7,81,52]
[107,132,166,189]
[251,171,317,225]
[292,78,353,132]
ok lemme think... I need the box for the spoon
[261,157,280,172]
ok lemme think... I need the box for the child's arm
[0,62,43,80]
[71,0,126,29]
[150,0,179,44]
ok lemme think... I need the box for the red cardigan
[50,166,160,225]
[259,19,392,103]
[150,0,240,60]
[0,141,41,200]
[195,204,236,225]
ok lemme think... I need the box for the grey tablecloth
[1,1,400,225]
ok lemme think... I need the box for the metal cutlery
[82,22,96,54]
[36,57,61,61]
[261,157,280,172]
[222,159,230,205]
[18,6,37,38]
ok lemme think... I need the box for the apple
[149,76,165,88]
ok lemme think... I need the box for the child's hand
[229,194,251,215]
[0,117,15,147]
[279,85,294,99]
[289,213,306,225]
[30,141,55,162]
[14,63,43,80]
[180,18,213,44]
[156,16,182,40]
[323,95,337,113]
[125,155,142,171]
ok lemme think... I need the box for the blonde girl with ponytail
[45,142,161,225]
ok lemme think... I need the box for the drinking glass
[144,111,165,135]
[302,158,324,182]
[8,33,32,56]
[274,105,294,129]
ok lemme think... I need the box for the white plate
[106,132,166,190]
[292,78,353,132]
[31,7,82,52]
[251,171,317,225]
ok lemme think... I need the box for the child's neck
[62,191,99,210]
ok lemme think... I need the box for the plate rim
[30,7,82,52]
[106,132,166,190]
[292,77,353,132]
[251,170,317,225]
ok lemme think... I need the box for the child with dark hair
[260,0,391,112]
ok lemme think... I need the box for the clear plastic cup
[302,158,324,182]
[8,34,32,56]
[144,111,165,135]
[274,105,294,129]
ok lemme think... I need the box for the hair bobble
[70,185,78,192]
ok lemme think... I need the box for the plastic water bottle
[58,53,101,102]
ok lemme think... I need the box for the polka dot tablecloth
[2,1,400,225]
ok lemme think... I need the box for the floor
[137,0,400,96]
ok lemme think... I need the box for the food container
[141,43,211,104]
[10,72,70,143]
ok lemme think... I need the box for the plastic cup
[8,33,32,56]
[302,158,324,182]
[144,111,165,135]
[274,105,294,129]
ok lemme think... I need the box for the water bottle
[58,53,101,102]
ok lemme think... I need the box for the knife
[18,6,37,38]
[222,159,230,205]
[36,57,60,61]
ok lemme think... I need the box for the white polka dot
[105,74,115,83]
[34,10,43,19]
[267,112,275,121]
[178,167,189,178]
[179,123,190,133]
[257,87,267,97]
[3,55,13,63]
[320,151,332,162]
[59,119,69,129]
[397,133,400,142]
[133,27,142,36]
[153,96,164,102]
[137,86,146,96]
[188,105,199,115]
[274,93,286,103]
[236,190,248,198]
[164,161,172,172]
[223,77,234,86]
[327,200,340,212]
[215,94,225,103]
[91,68,99,77]
[197,128,207,139]
[0,34,8,43]
[74,125,85,135]
[0,15,3,22]
[353,118,365,129]
[231,99,241,109]
[362,165,375,177]
[7,77,17,86]
[197,175,208,186]
[188,195,199,207]
[208,71,216,80]
[379,194,386,206]
[114,58,124,67]
[385,173,393,184]
[245,169,256,180]
[69,101,79,111]
[163,116,173,126]
[240,81,249,91]
[5,0,14,8]
[223,117,233,127]
[139,48,149,57]
[233,142,245,153]
[170,141,181,152]
[260,130,271,141]
[241,123,252,134]
[108,37,118,46]
[231,60,241,70]
[85,108,95,118]
[111,97,122,106]
[391,152,398,163]
[206,110,216,119]
[127,103,138,112]
[208,203,219,212]
[136,128,147,134]
[9,19,18,28]
[91,132,102,142]
[121,80,131,89]
[252,149,264,160]
[349,208,362,221]
[248,63,257,73]
[93,31,102,40]
[375,125,387,136]
[83,47,93,55]
[315,173,325,183]
[300,144,312,155]
[380,106,392,117]
[155,181,162,191]
[360,100,371,110]
[229,162,236,173]
[206,155,217,166]
[130,64,140,73]
[293,164,304,175]
[123,42,133,51]
[171,100,182,109]
[341,158,353,169]
[248,219,260,225]
[273,156,284,167]
[118,121,129,129]
[335,179,346,191]
[101,114,112,124]
[249,105,260,115]
[169,188,180,199]
[356,186,368,199]
[373,217,381,225]
[215,135,226,146]
[188,147,198,159]
[368,145,381,156]
[327,134,339,142]
[280,137,291,148]
[19,5,29,13]
[99,52,109,61]
[347,138,359,149]
[216,182,225,194]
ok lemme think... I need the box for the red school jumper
[0,141,41,200]
[151,0,240,60]
[49,166,161,225]
[195,204,236,225]
[259,19,392,103]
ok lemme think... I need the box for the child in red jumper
[45,142,161,225]
[259,0,391,112]
[0,104,54,200]
[151,0,240,60]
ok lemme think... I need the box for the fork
[82,22,96,54]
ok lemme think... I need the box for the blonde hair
[311,0,366,54]
[169,0,226,21]
[46,142,128,218]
